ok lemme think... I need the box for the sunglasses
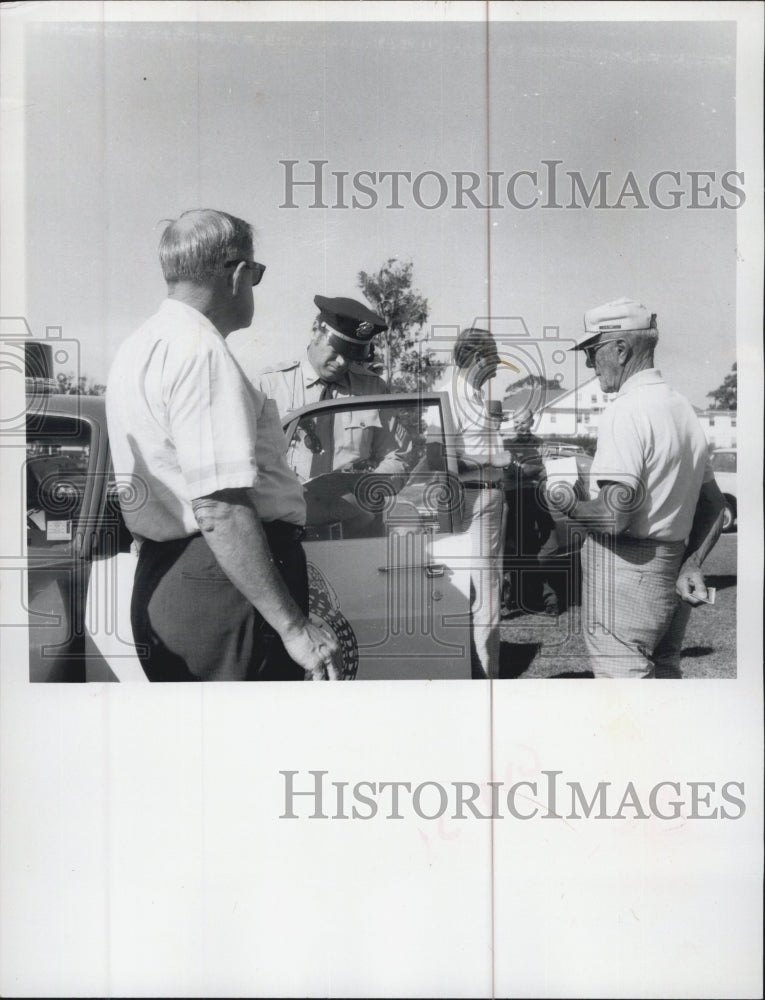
[583,337,621,362]
[225,259,266,286]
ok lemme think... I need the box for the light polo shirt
[106,299,305,541]
[591,368,713,541]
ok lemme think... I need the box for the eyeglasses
[225,259,266,286]
[583,337,621,363]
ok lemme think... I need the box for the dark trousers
[131,523,308,682]
[503,487,560,610]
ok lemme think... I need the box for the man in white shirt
[437,328,517,679]
[106,209,341,682]
[548,297,726,678]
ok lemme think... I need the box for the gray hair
[158,209,254,284]
[621,327,659,360]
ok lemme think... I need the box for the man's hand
[675,563,709,606]
[674,480,726,606]
[281,620,343,680]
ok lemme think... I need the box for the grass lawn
[498,532,736,679]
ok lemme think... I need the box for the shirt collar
[302,354,349,392]
[301,356,323,389]
[617,368,664,397]
[455,368,484,400]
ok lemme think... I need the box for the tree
[357,258,445,392]
[706,363,737,411]
[504,374,560,395]
[56,371,106,395]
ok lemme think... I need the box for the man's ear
[615,338,631,362]
[230,260,248,295]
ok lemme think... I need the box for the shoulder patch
[256,358,300,375]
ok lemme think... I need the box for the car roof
[26,392,106,418]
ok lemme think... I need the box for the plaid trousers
[581,534,691,679]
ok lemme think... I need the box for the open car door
[283,392,472,680]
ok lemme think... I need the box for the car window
[26,413,93,554]
[285,398,458,540]
[711,451,737,473]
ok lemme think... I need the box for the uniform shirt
[106,299,306,541]
[435,368,509,482]
[255,356,410,481]
[255,356,392,415]
[591,368,713,541]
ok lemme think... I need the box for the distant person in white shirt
[106,209,341,682]
[547,297,726,678]
[437,328,518,679]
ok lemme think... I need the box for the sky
[15,8,744,406]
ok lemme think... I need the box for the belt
[462,481,504,490]
[263,520,307,543]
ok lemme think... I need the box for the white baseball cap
[571,297,657,351]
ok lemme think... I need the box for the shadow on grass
[498,642,540,679]
[681,645,714,658]
[549,670,595,678]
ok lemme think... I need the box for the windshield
[711,451,737,473]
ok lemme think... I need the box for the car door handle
[378,563,446,577]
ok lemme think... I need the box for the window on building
[550,415,557,424]
[709,417,715,427]
[731,419,737,427]
[590,394,597,404]
[583,414,590,424]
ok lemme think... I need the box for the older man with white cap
[546,297,726,678]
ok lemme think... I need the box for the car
[24,389,586,683]
[709,448,737,532]
[539,441,587,459]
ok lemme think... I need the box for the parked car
[709,448,737,532]
[25,390,587,682]
[539,441,587,459]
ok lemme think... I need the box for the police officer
[256,295,413,483]
[257,295,390,414]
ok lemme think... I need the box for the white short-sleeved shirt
[435,368,509,480]
[106,299,306,541]
[591,368,713,541]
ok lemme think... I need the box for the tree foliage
[504,373,561,394]
[357,258,444,392]
[706,363,737,411]
[56,372,106,395]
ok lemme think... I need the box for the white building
[503,375,736,451]
[694,409,737,450]
[504,375,613,438]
